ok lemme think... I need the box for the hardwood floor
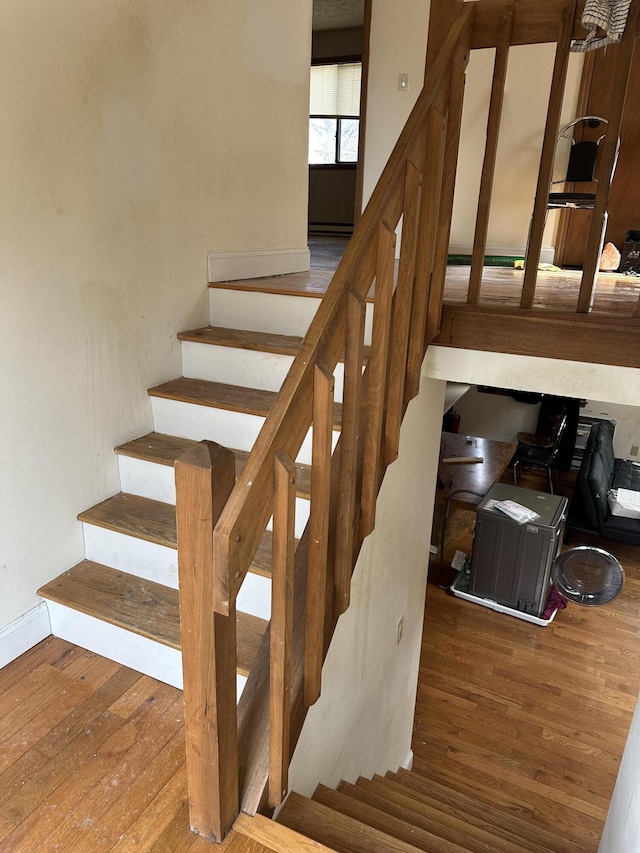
[215,237,640,318]
[414,464,640,851]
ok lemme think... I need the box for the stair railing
[173,0,640,842]
[172,1,473,842]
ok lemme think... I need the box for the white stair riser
[182,342,294,393]
[209,288,374,345]
[181,340,347,401]
[150,397,338,466]
[46,601,247,698]
[83,524,178,588]
[116,456,311,537]
[119,456,176,504]
[209,289,320,337]
[81,523,273,620]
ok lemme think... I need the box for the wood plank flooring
[414,464,640,851]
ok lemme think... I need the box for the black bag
[619,229,640,273]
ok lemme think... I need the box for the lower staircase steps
[37,562,266,677]
[276,791,430,853]
[388,769,580,853]
[275,769,586,853]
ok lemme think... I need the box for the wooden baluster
[468,5,514,304]
[305,362,335,707]
[361,221,396,537]
[578,0,639,313]
[521,0,576,308]
[269,450,296,808]
[335,290,366,616]
[175,441,238,843]
[406,105,446,401]
[384,161,423,466]
[425,41,469,344]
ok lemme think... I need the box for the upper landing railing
[175,0,640,843]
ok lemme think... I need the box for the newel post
[175,441,238,843]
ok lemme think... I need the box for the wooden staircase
[38,312,322,693]
[275,769,586,853]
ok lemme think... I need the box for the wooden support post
[468,5,514,304]
[269,451,296,808]
[175,441,238,843]
[335,290,366,616]
[384,161,423,466]
[521,0,577,308]
[406,106,446,402]
[361,221,396,538]
[425,42,469,343]
[305,362,335,708]
[578,0,639,312]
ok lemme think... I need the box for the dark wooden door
[557,39,640,267]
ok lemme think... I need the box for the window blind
[310,62,362,117]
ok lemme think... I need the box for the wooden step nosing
[147,377,343,431]
[38,561,266,677]
[178,326,303,356]
[114,434,312,500]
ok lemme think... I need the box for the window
[309,62,362,165]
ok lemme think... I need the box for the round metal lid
[552,546,624,606]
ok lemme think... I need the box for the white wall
[287,374,445,794]
[425,347,640,408]
[454,386,541,444]
[362,3,583,256]
[0,0,311,633]
[451,44,583,257]
[362,0,431,207]
[599,693,640,853]
[582,400,640,461]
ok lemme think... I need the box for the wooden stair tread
[313,786,474,853]
[389,770,580,853]
[77,492,277,578]
[176,326,371,364]
[209,270,376,302]
[341,777,552,853]
[233,813,340,853]
[276,791,430,853]
[37,561,266,676]
[178,326,303,356]
[147,377,342,429]
[114,432,312,500]
[78,492,177,548]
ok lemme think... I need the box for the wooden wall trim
[433,304,640,368]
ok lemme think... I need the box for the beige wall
[362,0,431,206]
[362,3,583,256]
[287,374,445,794]
[0,0,311,629]
[424,347,640,408]
[451,44,584,256]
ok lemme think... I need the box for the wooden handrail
[176,0,640,842]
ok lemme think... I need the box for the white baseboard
[448,243,556,265]
[0,602,51,670]
[401,750,414,771]
[208,247,311,283]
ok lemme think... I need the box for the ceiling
[312,0,365,31]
